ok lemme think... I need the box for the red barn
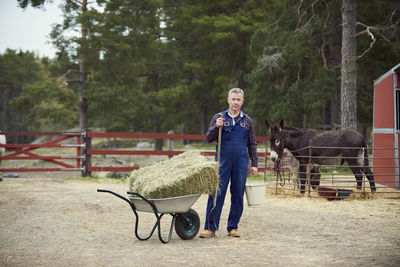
[373,63,400,189]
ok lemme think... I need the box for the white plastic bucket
[245,181,266,207]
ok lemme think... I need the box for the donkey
[265,120,376,194]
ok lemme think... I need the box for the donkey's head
[265,120,285,163]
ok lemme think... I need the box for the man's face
[227,92,244,113]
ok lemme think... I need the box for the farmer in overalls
[199,88,258,238]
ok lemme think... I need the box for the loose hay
[128,150,219,198]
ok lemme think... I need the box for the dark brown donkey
[265,120,376,194]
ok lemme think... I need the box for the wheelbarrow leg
[97,189,158,241]
[98,189,178,243]
[134,214,158,241]
[156,213,176,244]
[127,191,177,243]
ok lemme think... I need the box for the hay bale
[128,150,219,198]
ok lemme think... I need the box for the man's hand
[216,117,224,128]
[249,167,258,175]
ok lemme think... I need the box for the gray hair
[228,88,244,98]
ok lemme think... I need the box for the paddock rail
[265,145,400,199]
[0,130,272,176]
[0,132,83,172]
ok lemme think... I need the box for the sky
[0,0,63,58]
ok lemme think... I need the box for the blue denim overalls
[204,111,249,231]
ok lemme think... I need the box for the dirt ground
[0,172,400,267]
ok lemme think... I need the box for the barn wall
[373,63,400,189]
[373,74,394,129]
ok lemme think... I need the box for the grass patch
[248,174,277,182]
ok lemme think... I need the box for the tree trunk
[323,100,331,125]
[1,88,8,131]
[325,0,342,126]
[200,105,208,135]
[79,98,88,130]
[340,0,357,130]
[154,123,164,150]
[79,0,88,131]
[79,0,89,177]
[150,73,164,150]
[237,67,246,90]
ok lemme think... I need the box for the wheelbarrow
[97,189,201,243]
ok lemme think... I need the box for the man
[199,88,258,238]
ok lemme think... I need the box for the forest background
[1,0,399,146]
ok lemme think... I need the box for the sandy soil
[0,173,399,267]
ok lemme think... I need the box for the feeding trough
[336,189,353,200]
[97,189,201,243]
[317,187,353,201]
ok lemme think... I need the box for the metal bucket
[245,181,267,207]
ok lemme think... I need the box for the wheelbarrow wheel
[174,208,200,240]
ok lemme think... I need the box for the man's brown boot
[228,229,240,237]
[199,230,215,238]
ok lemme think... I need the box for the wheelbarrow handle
[97,189,134,208]
[97,189,158,214]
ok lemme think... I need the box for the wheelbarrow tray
[129,194,201,213]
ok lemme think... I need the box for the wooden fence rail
[0,131,270,176]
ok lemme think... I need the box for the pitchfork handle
[217,113,223,168]
[212,113,224,209]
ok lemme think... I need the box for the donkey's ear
[265,120,271,130]
[278,120,284,131]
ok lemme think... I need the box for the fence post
[167,130,174,159]
[82,129,92,177]
[306,141,312,197]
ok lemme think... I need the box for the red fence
[0,132,83,172]
[0,131,269,176]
